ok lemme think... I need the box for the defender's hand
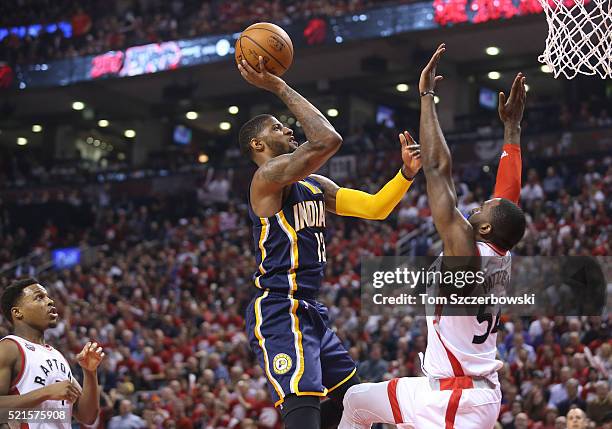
[499,72,527,127]
[76,341,105,372]
[399,131,421,179]
[419,43,446,94]
[238,56,286,94]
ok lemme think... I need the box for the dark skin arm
[0,340,81,409]
[312,131,421,213]
[499,72,527,147]
[73,341,104,425]
[419,44,475,257]
[239,57,342,217]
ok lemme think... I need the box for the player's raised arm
[311,132,421,219]
[494,72,527,204]
[238,56,342,187]
[418,44,476,256]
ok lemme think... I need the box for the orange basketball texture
[235,23,294,76]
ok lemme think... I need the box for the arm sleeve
[335,169,413,220]
[493,144,522,204]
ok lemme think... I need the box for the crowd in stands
[0,0,402,65]
[1,120,610,428]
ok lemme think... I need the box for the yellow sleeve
[335,169,413,220]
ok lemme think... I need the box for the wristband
[420,90,435,97]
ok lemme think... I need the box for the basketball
[235,22,294,76]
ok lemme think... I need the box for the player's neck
[14,324,45,345]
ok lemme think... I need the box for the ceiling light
[17,137,28,146]
[488,71,501,80]
[541,64,552,73]
[124,129,136,138]
[485,46,500,56]
[186,111,198,120]
[434,96,440,104]
[32,125,42,132]
[228,106,239,115]
[327,108,339,117]
[198,153,209,163]
[98,119,109,127]
[219,122,231,130]
[396,83,409,92]
[72,101,85,111]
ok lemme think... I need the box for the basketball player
[0,278,105,428]
[237,57,422,429]
[339,45,527,428]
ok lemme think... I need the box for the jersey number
[472,304,500,344]
[315,232,326,263]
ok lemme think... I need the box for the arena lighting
[525,84,530,92]
[228,106,239,115]
[219,122,231,130]
[434,96,440,104]
[72,101,85,110]
[198,153,209,163]
[17,137,27,145]
[327,108,339,117]
[487,71,501,80]
[98,119,109,127]
[485,46,500,56]
[396,83,409,92]
[32,124,42,132]
[541,64,553,73]
[186,111,198,120]
[86,137,93,143]
[124,129,136,138]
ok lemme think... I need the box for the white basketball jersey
[1,335,73,429]
[422,242,511,382]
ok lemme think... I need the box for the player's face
[467,198,502,230]
[14,284,58,330]
[263,117,298,156]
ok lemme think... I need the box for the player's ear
[11,306,23,322]
[250,138,265,153]
[478,222,492,236]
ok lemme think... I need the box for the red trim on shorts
[434,329,465,377]
[445,389,462,429]
[440,376,474,390]
[2,338,26,389]
[387,378,403,424]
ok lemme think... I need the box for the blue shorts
[245,290,356,407]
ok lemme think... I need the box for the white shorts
[339,376,501,429]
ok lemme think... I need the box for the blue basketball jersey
[248,177,327,296]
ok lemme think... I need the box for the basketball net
[537,0,611,79]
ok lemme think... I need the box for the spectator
[107,400,146,429]
[557,379,586,417]
[357,343,388,382]
[586,380,612,425]
[566,407,588,429]
[548,366,573,408]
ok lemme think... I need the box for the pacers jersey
[248,176,326,296]
[422,242,511,382]
[1,335,73,429]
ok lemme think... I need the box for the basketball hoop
[537,0,611,79]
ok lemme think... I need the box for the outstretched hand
[399,131,421,179]
[237,56,286,94]
[76,341,105,372]
[499,72,527,127]
[419,43,446,94]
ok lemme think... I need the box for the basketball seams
[243,26,294,58]
[241,34,288,71]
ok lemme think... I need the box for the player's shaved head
[468,198,526,250]
[239,114,274,158]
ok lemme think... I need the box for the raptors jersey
[1,335,73,429]
[422,242,511,382]
[248,177,326,296]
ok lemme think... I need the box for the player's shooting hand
[419,43,446,94]
[399,131,421,179]
[238,56,285,93]
[499,72,527,127]
[42,380,82,403]
[76,341,105,372]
